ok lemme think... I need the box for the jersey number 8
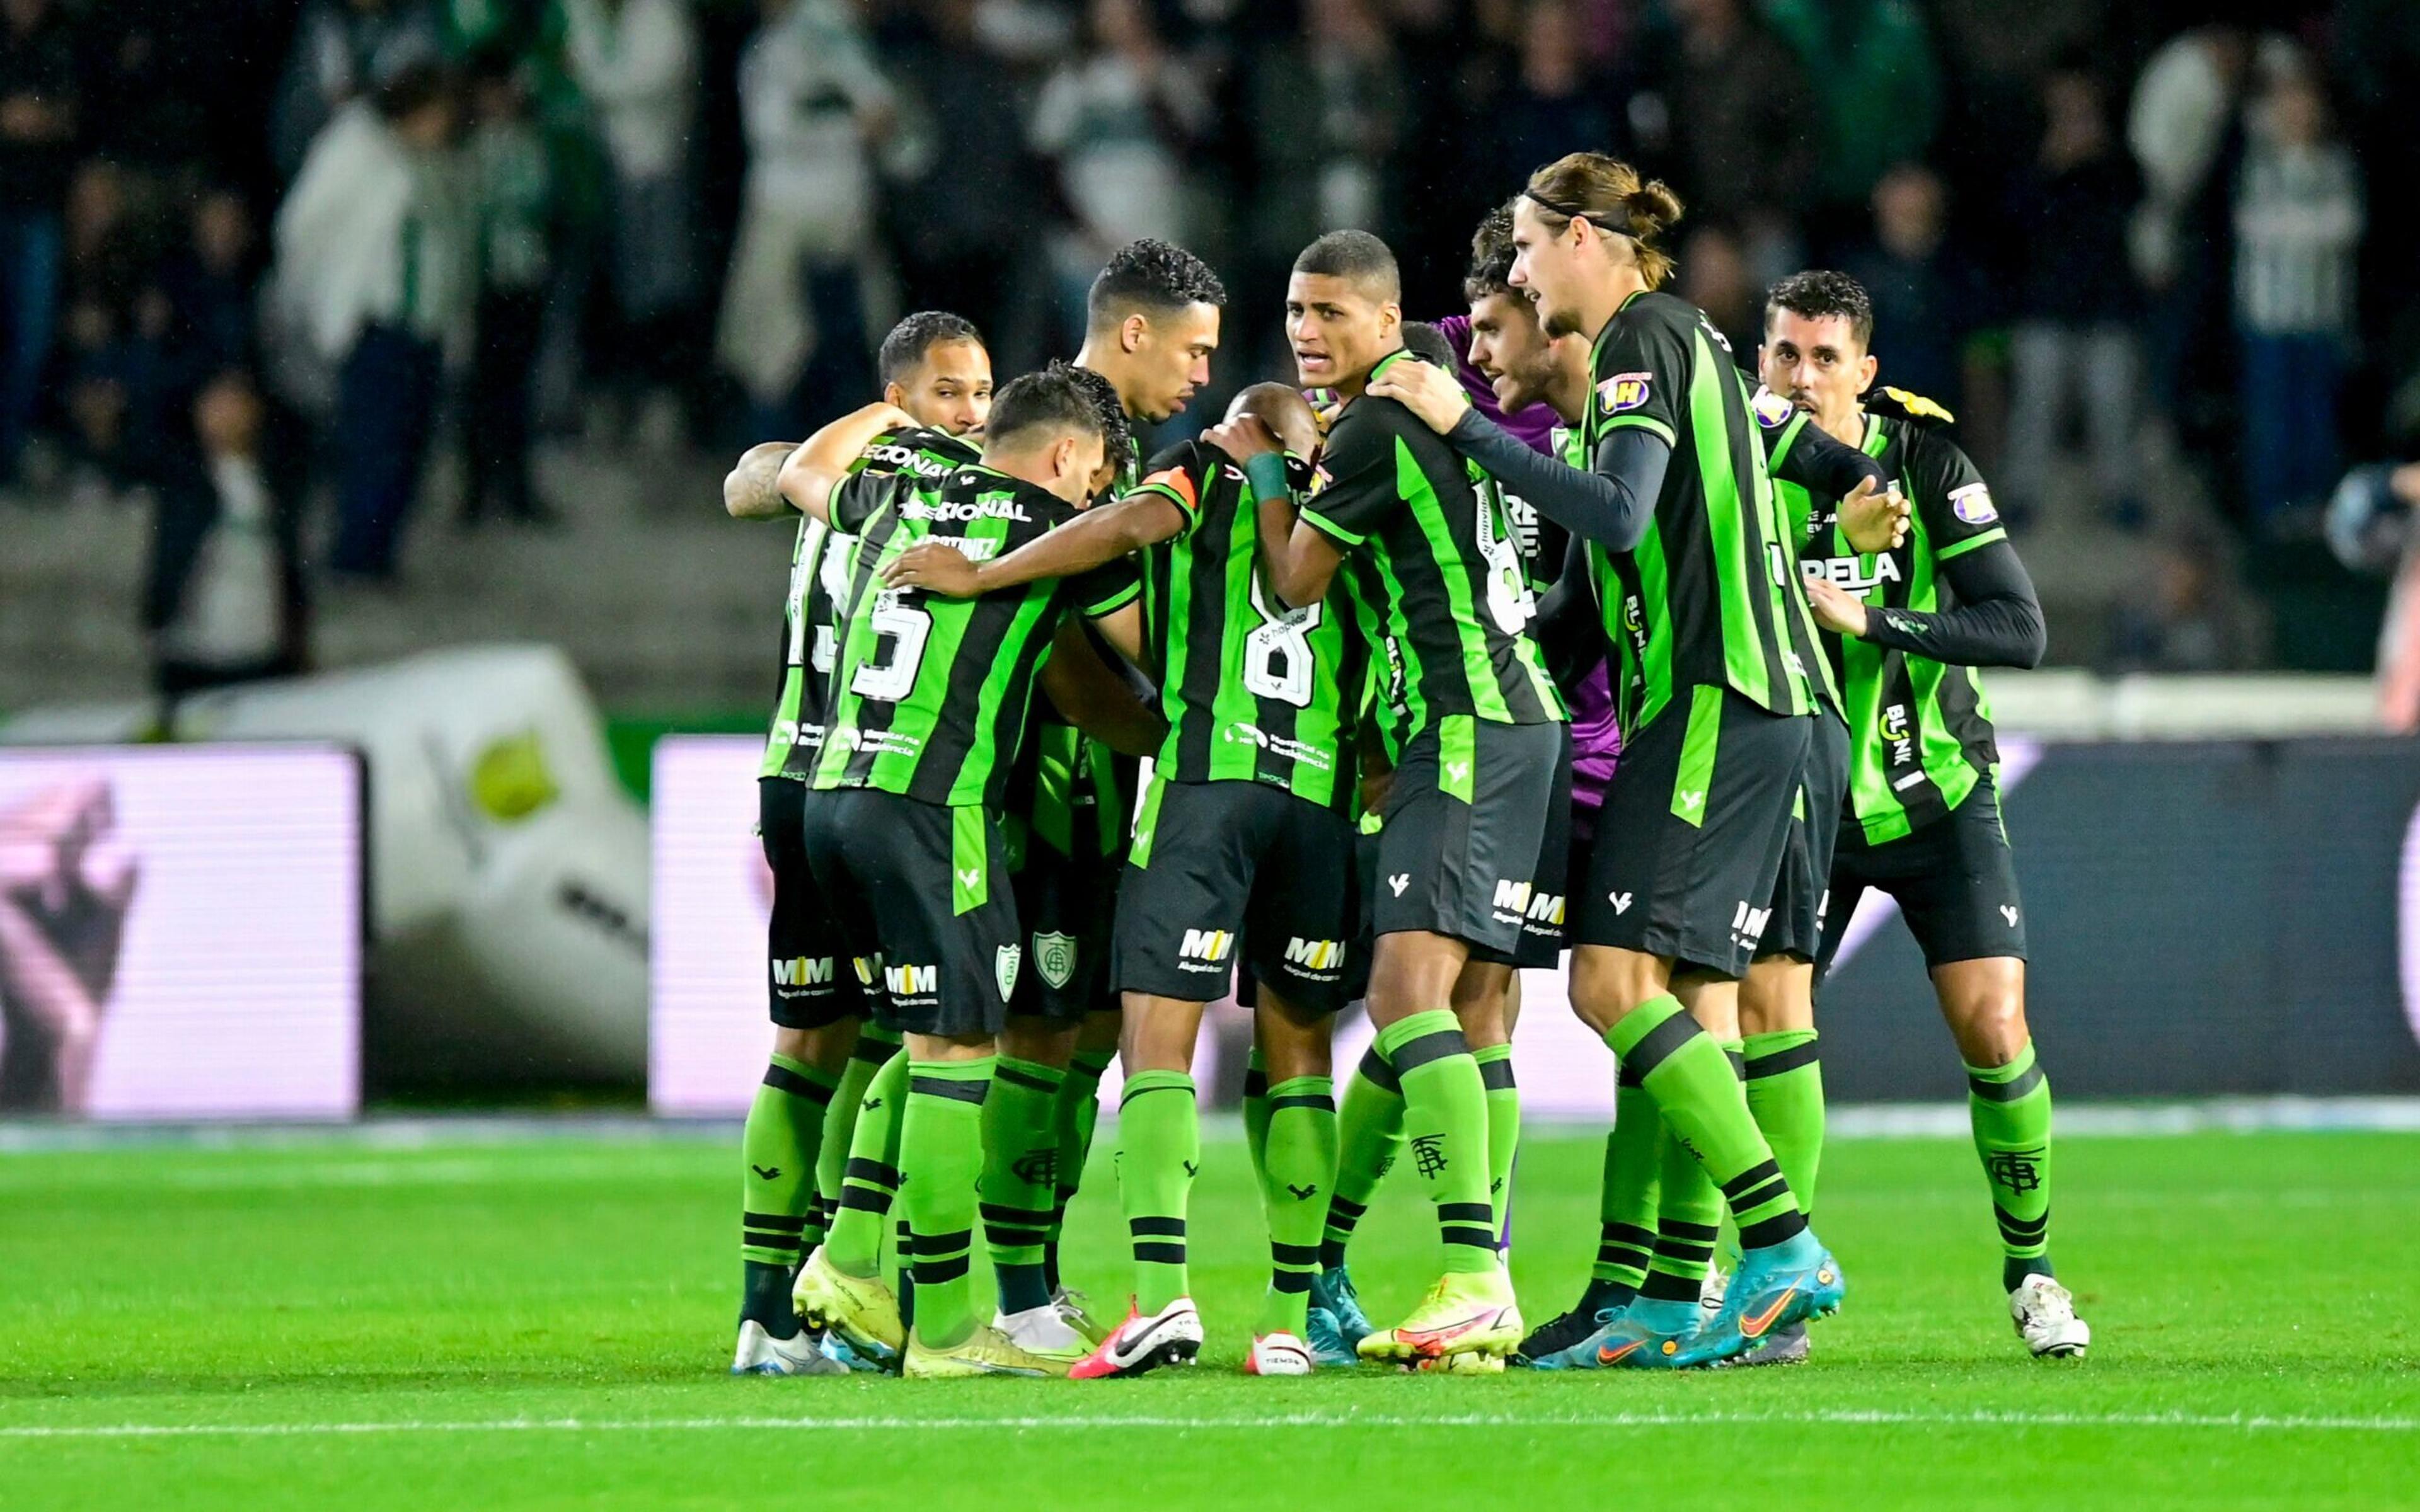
[1243,574,1320,708]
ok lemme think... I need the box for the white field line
[2,1409,2414,1440]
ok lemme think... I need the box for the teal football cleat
[1305,1303,1359,1368]
[1308,1266,1371,1349]
[1675,1235,1843,1368]
[1531,1297,1702,1371]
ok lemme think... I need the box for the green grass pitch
[3,1126,2414,1510]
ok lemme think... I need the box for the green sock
[1642,1119,1722,1302]
[1968,1041,2055,1290]
[1320,1046,1405,1269]
[1605,997,1807,1255]
[1744,1029,1824,1218]
[1473,1043,1519,1246]
[1045,1048,1113,1293]
[1241,1050,1272,1207]
[899,1057,993,1349]
[822,1049,909,1278]
[740,1053,839,1331]
[1117,1070,1198,1312]
[1255,1074,1336,1337]
[1586,1065,1661,1310]
[979,1055,1065,1315]
[1377,1009,1497,1276]
[816,1026,899,1241]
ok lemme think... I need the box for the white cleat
[2010,1273,2090,1358]
[1698,1261,1730,1324]
[1244,1331,1315,1376]
[731,1319,848,1376]
[1049,1286,1107,1345]
[1068,1297,1205,1379]
[994,1303,1093,1365]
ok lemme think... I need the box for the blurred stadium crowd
[3,0,2416,688]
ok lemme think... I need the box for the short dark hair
[1292,229,1400,302]
[1463,202,1518,302]
[986,367,1110,455]
[878,310,984,386]
[1051,361,1132,471]
[1086,239,1228,330]
[1401,321,1460,370]
[1764,270,1874,350]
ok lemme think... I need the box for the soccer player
[885,383,1364,1377]
[1361,153,1863,1367]
[1257,229,1567,1366]
[1757,269,2087,1359]
[780,369,1149,1378]
[718,311,991,1376]
[976,241,1228,1358]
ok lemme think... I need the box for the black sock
[742,1261,800,1337]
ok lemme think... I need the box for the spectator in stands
[1030,0,1212,347]
[2003,64,2142,530]
[2233,54,2363,537]
[1763,0,1940,224]
[271,0,442,181]
[146,370,308,697]
[273,60,470,582]
[1676,219,1758,364]
[1247,0,1402,289]
[2127,23,2250,430]
[1478,0,1620,196]
[2104,523,2261,673]
[0,0,74,488]
[880,0,1029,362]
[1651,0,1815,281]
[560,0,699,439]
[1847,163,1981,413]
[464,51,555,528]
[717,0,901,440]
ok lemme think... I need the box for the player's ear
[1122,313,1148,355]
[882,379,906,411]
[1856,353,1879,395]
[1379,302,1400,343]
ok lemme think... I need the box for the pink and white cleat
[1066,1297,1204,1379]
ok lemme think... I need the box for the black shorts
[1008,846,1121,1022]
[1758,709,1850,963]
[799,787,1022,1038]
[757,777,866,1029]
[1574,686,1813,979]
[1372,714,1562,956]
[1492,726,1574,970]
[1112,779,1361,1014]
[1816,773,2028,977]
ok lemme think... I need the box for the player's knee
[1116,994,1199,1073]
[1567,946,1666,1034]
[1947,993,2029,1066]
[998,1016,1078,1068]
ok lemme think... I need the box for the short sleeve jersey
[1298,350,1567,752]
[812,461,1141,810]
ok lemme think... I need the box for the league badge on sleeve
[1598,372,1652,415]
[1949,483,1998,527]
[1750,386,1797,430]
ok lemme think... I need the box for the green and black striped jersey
[1131,439,1365,811]
[1299,350,1567,752]
[811,461,1142,810]
[1581,290,1828,739]
[1774,402,2007,844]
[761,427,980,780]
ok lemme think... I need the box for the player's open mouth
[1295,350,1329,374]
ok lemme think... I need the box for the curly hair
[1764,270,1875,350]
[1047,360,1132,470]
[1086,239,1228,330]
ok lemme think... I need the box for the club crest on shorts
[1598,372,1652,415]
[1034,931,1077,990]
[995,944,1022,1002]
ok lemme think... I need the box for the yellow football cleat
[792,1246,904,1366]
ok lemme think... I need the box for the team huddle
[719,149,2089,1381]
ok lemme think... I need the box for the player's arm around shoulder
[723,440,799,519]
[1265,403,1390,610]
[775,402,918,524]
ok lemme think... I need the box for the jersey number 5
[1243,574,1320,708]
[850,590,933,702]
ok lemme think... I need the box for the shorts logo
[995,944,1022,1001]
[1525,892,1565,925]
[1034,931,1077,990]
[1950,483,1998,526]
[1284,937,1346,973]
[955,866,981,891]
[851,956,879,987]
[1178,929,1235,973]
[1598,372,1652,415]
[885,963,938,998]
[2000,904,2020,927]
[1386,873,1410,897]
[1491,878,1531,924]
[1446,759,1471,786]
[771,956,835,988]
[1608,891,1634,914]
[1817,889,1831,928]
[1731,901,1772,942]
[1676,789,1705,813]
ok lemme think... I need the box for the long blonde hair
[1523,152,1685,290]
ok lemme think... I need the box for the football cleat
[1711,1319,1809,1369]
[1309,1266,1373,1349]
[1068,1297,1204,1378]
[1410,1351,1506,1374]
[1698,1258,1730,1322]
[1244,1331,1315,1376]
[792,1246,904,1366]
[994,1303,1093,1367]
[817,1330,884,1373]
[1304,1303,1359,1368]
[902,1322,1063,1378]
[1532,1298,1700,1371]
[1673,1237,1844,1368]
[1518,1302,1613,1365]
[730,1319,848,1377]
[2010,1274,2090,1359]
[1049,1286,1108,1346]
[1356,1269,1522,1365]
